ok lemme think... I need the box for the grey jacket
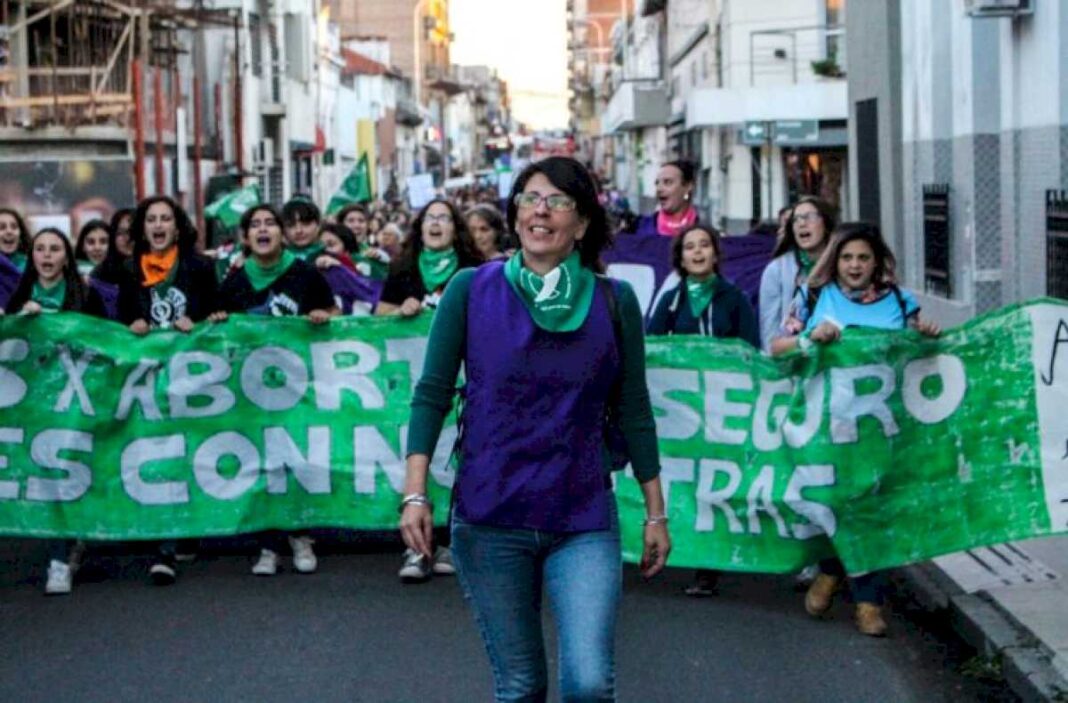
[758,253,801,352]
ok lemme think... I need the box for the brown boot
[855,602,888,637]
[804,573,841,616]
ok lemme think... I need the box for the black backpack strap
[889,284,909,326]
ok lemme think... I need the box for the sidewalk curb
[895,563,1068,702]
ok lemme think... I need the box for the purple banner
[603,231,775,319]
[321,265,384,315]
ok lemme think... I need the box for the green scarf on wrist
[503,250,595,333]
[32,279,66,311]
[418,247,459,292]
[355,244,390,280]
[685,275,717,318]
[245,250,297,292]
[287,242,325,263]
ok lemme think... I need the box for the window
[249,14,262,77]
[284,13,308,81]
[1047,190,1068,299]
[923,184,951,297]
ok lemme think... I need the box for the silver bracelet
[642,514,668,527]
[398,493,433,514]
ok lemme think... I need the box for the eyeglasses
[513,192,577,212]
[792,212,821,224]
[425,214,454,224]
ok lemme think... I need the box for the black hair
[771,195,837,258]
[239,203,283,235]
[394,198,481,274]
[506,156,611,272]
[74,219,111,262]
[336,203,369,224]
[662,159,696,184]
[320,222,358,254]
[465,204,511,253]
[130,195,199,270]
[282,199,321,226]
[109,208,134,238]
[671,224,722,277]
[0,208,33,256]
[7,228,92,312]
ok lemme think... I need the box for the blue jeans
[819,558,886,605]
[450,503,621,703]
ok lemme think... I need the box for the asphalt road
[0,535,1014,702]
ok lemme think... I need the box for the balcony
[602,81,669,135]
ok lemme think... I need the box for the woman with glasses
[375,199,481,317]
[399,157,670,701]
[758,196,836,352]
[632,159,698,237]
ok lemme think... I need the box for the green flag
[326,153,373,215]
[204,183,261,229]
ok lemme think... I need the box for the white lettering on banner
[647,369,701,440]
[659,457,696,512]
[26,429,92,502]
[54,347,96,416]
[784,464,837,538]
[695,459,744,534]
[193,432,260,500]
[311,341,385,410]
[264,427,331,495]
[116,360,163,421]
[783,373,825,448]
[353,425,405,494]
[386,337,429,389]
[1028,305,1068,529]
[0,339,29,409]
[752,379,793,452]
[746,465,790,537]
[901,355,967,424]
[428,424,457,488]
[704,371,753,445]
[0,428,25,499]
[121,435,189,505]
[829,364,899,443]
[241,346,309,412]
[168,352,236,419]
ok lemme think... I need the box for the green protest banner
[0,300,1065,575]
[204,183,262,230]
[325,153,373,216]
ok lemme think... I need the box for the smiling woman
[399,157,670,701]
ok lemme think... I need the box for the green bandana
[797,249,814,278]
[32,279,66,312]
[7,252,27,272]
[77,260,95,277]
[355,245,390,280]
[245,250,297,292]
[685,275,718,318]
[288,242,325,263]
[503,250,595,333]
[418,248,459,292]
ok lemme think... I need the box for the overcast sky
[449,0,569,130]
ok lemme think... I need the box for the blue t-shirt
[789,282,920,333]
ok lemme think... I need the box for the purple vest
[457,262,619,532]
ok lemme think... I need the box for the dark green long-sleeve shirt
[406,267,662,483]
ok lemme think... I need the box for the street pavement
[0,535,1015,702]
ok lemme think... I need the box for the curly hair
[392,198,482,274]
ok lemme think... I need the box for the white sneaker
[45,560,72,595]
[399,548,431,584]
[289,536,317,574]
[251,549,279,576]
[431,547,456,576]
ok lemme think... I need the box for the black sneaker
[149,560,177,586]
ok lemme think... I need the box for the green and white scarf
[418,247,459,292]
[686,275,717,318]
[503,250,594,333]
[7,252,27,272]
[245,250,297,292]
[287,242,325,263]
[32,279,66,312]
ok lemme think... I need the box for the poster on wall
[0,159,136,237]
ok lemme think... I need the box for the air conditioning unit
[964,0,1033,18]
[253,138,274,169]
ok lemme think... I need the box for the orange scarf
[140,246,178,287]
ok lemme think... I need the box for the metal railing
[748,24,845,86]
